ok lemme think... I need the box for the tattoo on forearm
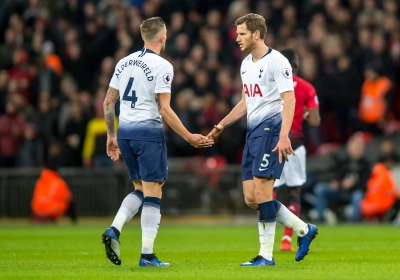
[155,93,161,110]
[103,87,119,134]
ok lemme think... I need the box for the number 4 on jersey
[123,77,138,108]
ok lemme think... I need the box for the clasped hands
[207,123,295,163]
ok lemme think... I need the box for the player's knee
[132,180,143,191]
[244,195,257,209]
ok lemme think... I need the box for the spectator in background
[361,154,399,221]
[0,100,25,167]
[0,28,17,70]
[17,122,44,167]
[378,140,400,163]
[61,102,88,167]
[63,41,88,90]
[0,70,8,114]
[358,61,393,136]
[168,89,198,157]
[314,133,371,222]
[31,57,61,107]
[8,48,35,104]
[36,92,58,152]
[42,41,63,76]
[326,56,362,143]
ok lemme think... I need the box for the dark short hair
[235,13,267,39]
[280,49,297,67]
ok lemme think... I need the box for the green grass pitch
[0,223,399,279]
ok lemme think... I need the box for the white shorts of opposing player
[274,145,306,188]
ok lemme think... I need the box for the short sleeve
[109,63,120,90]
[271,56,294,94]
[155,62,174,93]
[306,85,319,109]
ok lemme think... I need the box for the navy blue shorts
[241,135,285,181]
[118,139,168,182]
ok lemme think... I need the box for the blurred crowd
[0,0,400,169]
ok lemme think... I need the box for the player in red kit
[273,49,320,252]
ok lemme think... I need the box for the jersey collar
[251,47,273,63]
[261,47,273,59]
[139,48,157,56]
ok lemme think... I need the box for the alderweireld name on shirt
[115,59,154,81]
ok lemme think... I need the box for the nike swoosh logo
[259,167,268,171]
[242,71,247,74]
[260,69,264,72]
[141,259,154,265]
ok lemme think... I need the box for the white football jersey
[109,48,173,141]
[240,48,293,133]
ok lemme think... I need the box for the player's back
[109,48,173,142]
[290,75,319,139]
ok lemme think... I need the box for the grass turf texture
[0,224,399,279]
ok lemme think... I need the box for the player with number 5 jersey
[101,17,213,268]
[208,14,318,266]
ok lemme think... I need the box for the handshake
[187,124,224,149]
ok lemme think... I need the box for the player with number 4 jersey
[208,14,318,266]
[101,17,213,268]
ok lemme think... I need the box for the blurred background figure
[314,133,371,223]
[31,140,77,223]
[82,96,117,168]
[0,100,25,167]
[360,155,398,221]
[16,122,44,167]
[358,61,393,136]
[61,101,88,167]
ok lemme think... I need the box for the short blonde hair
[140,17,166,42]
[235,13,267,39]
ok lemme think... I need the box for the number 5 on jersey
[259,153,270,171]
[123,77,138,108]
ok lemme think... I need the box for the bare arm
[272,90,296,163]
[103,86,119,136]
[103,86,120,161]
[306,108,320,127]
[157,93,213,148]
[208,90,247,138]
[219,90,247,128]
[280,90,296,137]
[157,93,191,141]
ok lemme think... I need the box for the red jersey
[290,75,319,139]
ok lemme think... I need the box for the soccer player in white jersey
[208,14,318,266]
[101,17,213,267]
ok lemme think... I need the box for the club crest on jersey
[259,68,264,78]
[283,68,291,79]
[163,73,171,84]
[244,84,263,97]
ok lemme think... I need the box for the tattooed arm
[103,87,119,136]
[103,86,120,161]
[155,93,161,110]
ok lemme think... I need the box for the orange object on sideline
[359,77,392,123]
[31,169,72,220]
[360,163,398,217]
